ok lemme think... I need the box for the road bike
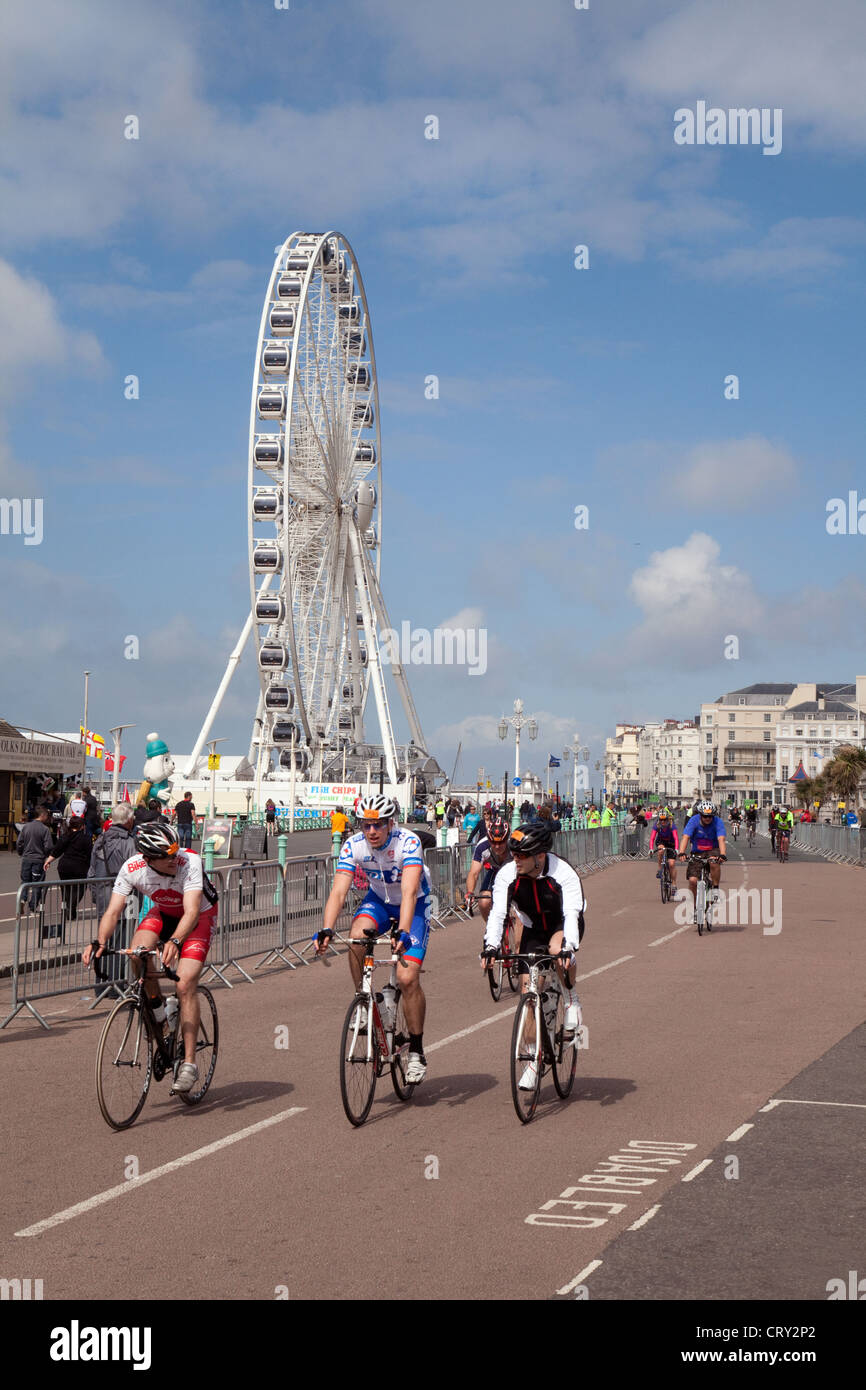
[684,854,723,936]
[746,820,756,848]
[730,819,740,841]
[502,949,578,1124]
[652,850,674,904]
[93,948,219,1130]
[466,893,520,1000]
[777,826,791,863]
[339,927,415,1126]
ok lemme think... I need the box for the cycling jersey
[650,823,679,852]
[112,851,217,913]
[336,828,431,905]
[485,853,585,952]
[683,815,726,853]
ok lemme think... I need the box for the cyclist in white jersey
[319,794,431,1083]
[83,821,217,1093]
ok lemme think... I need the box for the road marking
[577,955,633,980]
[760,1097,866,1113]
[611,907,630,917]
[556,1260,602,1295]
[648,925,691,947]
[726,1123,753,1142]
[628,1204,660,1231]
[682,1159,713,1182]
[426,1010,515,1054]
[15,1107,307,1237]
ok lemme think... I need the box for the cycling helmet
[135,821,179,859]
[487,817,510,844]
[697,800,715,815]
[508,822,552,855]
[358,793,398,822]
[658,808,671,821]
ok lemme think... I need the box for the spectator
[425,802,435,831]
[82,786,99,839]
[175,791,196,849]
[798,808,812,823]
[45,813,92,920]
[537,803,561,833]
[463,806,481,842]
[600,802,616,828]
[66,792,87,822]
[331,805,350,842]
[435,796,445,827]
[87,803,137,991]
[446,800,458,830]
[133,798,164,826]
[265,798,277,835]
[16,803,54,911]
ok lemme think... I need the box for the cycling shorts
[655,843,677,859]
[352,890,431,962]
[514,929,575,978]
[687,856,719,880]
[138,906,216,963]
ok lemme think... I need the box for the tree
[792,776,814,809]
[825,745,866,811]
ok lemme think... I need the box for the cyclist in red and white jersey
[83,821,217,1093]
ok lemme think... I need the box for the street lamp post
[498,698,538,824]
[80,671,91,791]
[108,724,135,807]
[206,737,228,818]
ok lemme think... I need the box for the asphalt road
[1,831,863,1305]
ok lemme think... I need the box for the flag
[122,785,131,802]
[548,754,561,768]
[80,726,105,758]
[105,753,126,774]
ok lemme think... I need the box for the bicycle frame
[349,939,406,1065]
[97,948,179,1069]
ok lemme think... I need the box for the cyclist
[319,794,431,1084]
[464,817,512,923]
[729,805,742,840]
[83,821,218,1094]
[482,822,585,1090]
[776,805,794,857]
[768,805,779,854]
[744,802,758,841]
[649,807,679,898]
[679,801,727,922]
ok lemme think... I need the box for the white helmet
[697,800,715,814]
[358,793,398,822]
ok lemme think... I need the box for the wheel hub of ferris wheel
[246,231,432,789]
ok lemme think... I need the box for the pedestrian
[45,813,92,920]
[265,798,277,835]
[66,790,87,822]
[87,803,137,994]
[425,802,435,831]
[435,796,445,827]
[16,803,54,911]
[175,791,196,849]
[82,785,100,839]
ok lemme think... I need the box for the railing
[791,821,864,865]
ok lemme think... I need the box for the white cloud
[0,259,103,380]
[671,218,866,285]
[680,437,797,507]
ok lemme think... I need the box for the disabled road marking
[682,1158,713,1182]
[628,1204,660,1231]
[15,1107,307,1237]
[726,1123,753,1142]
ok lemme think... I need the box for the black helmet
[135,821,179,860]
[508,822,552,856]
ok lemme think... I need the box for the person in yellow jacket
[600,803,615,828]
[331,806,350,841]
[586,805,601,829]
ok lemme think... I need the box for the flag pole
[80,671,90,791]
[109,724,135,806]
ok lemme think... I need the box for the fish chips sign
[304,783,361,808]
[0,734,81,774]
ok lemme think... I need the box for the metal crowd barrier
[792,821,864,866]
[2,878,138,1030]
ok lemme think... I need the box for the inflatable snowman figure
[137,732,175,807]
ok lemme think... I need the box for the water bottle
[380,984,396,1029]
[151,996,166,1024]
[165,996,179,1032]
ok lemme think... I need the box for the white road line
[649,925,692,947]
[577,955,633,980]
[682,1159,713,1182]
[556,1260,602,1295]
[760,1097,866,1112]
[611,907,630,917]
[425,1010,515,1054]
[726,1123,753,1142]
[628,1204,660,1231]
[15,1107,307,1237]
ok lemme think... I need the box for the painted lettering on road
[526,1139,697,1229]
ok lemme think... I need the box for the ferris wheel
[187,232,432,791]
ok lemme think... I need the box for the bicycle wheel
[695,879,706,936]
[174,987,219,1106]
[389,992,416,1102]
[704,880,714,932]
[659,860,669,903]
[96,998,153,1130]
[550,990,577,1099]
[510,994,542,1123]
[504,921,520,992]
[340,995,378,1126]
[487,950,504,1001]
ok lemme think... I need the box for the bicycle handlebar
[90,945,180,983]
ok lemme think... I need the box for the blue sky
[1,0,864,790]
